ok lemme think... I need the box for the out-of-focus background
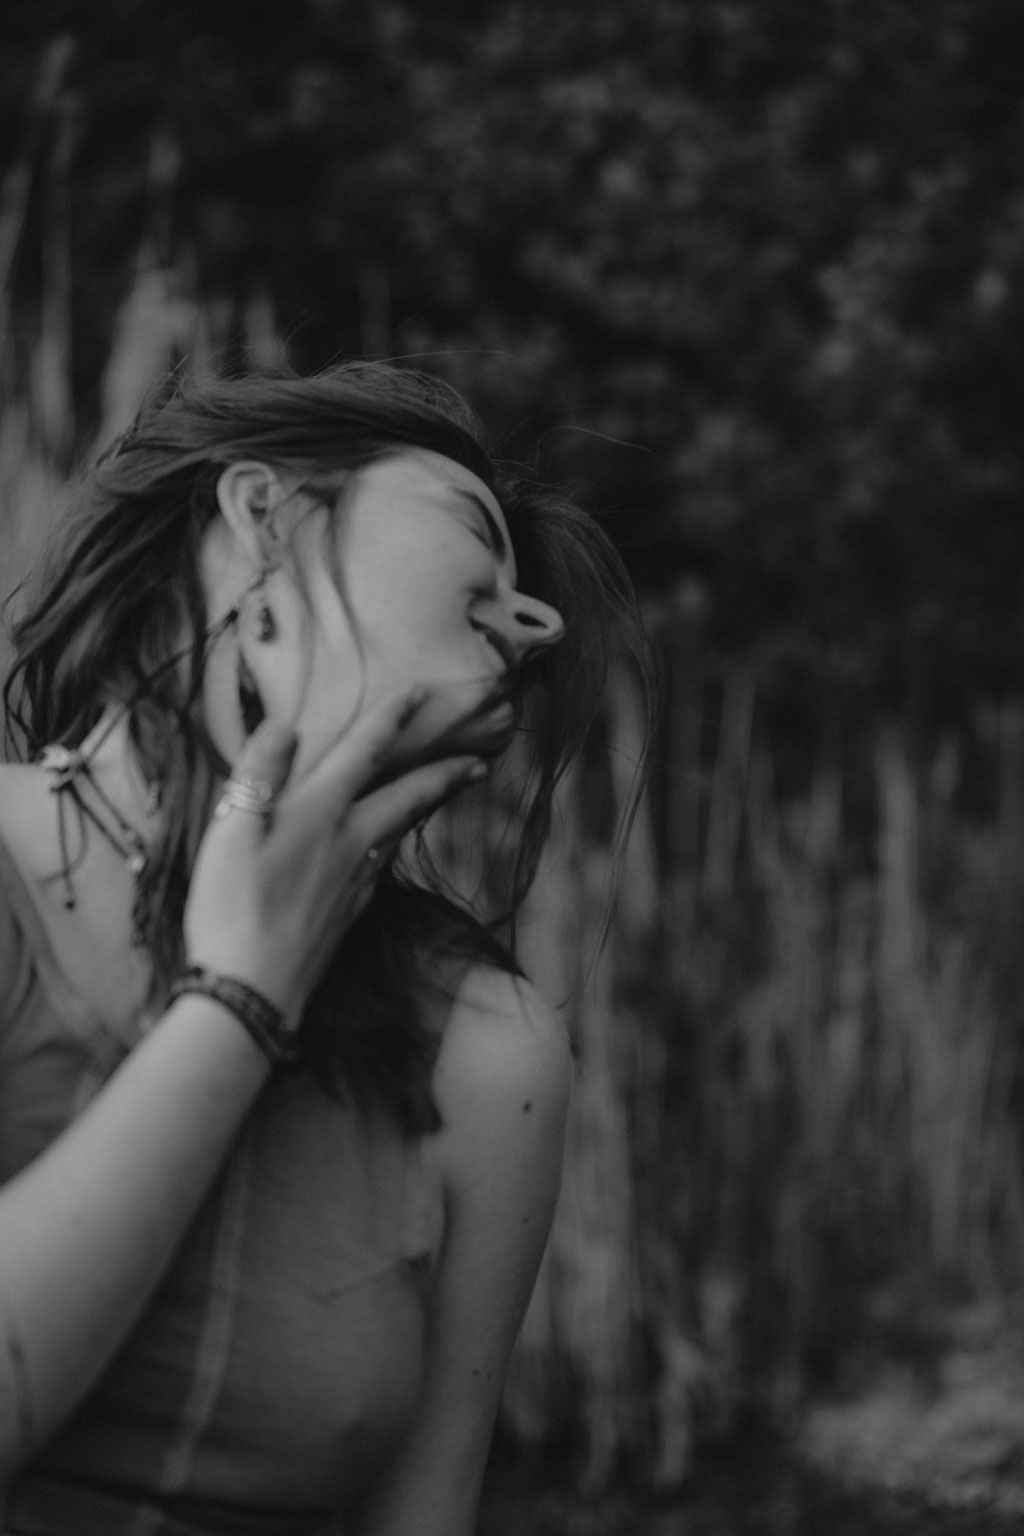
[4,3,1024,1529]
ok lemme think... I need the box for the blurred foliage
[3,0,1024,731]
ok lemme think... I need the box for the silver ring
[215,772,278,819]
[365,845,381,864]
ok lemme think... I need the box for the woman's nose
[504,592,566,657]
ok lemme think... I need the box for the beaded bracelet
[168,966,300,1070]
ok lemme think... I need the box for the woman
[0,363,651,1534]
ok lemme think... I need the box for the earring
[254,570,276,643]
[256,597,275,643]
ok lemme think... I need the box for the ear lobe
[215,462,285,561]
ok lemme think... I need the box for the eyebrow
[451,488,511,568]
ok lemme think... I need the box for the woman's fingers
[210,721,299,835]
[291,684,431,808]
[350,752,487,850]
[185,721,301,981]
[232,719,300,792]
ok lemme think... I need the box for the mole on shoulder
[522,1100,533,1112]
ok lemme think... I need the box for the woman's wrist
[168,966,301,1070]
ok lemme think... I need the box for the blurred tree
[2,0,1024,725]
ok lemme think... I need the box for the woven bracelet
[168,966,300,1070]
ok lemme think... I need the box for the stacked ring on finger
[215,771,279,820]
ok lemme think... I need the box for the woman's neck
[66,704,165,851]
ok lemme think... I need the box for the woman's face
[210,448,565,781]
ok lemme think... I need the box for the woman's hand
[357,676,520,792]
[183,687,485,1022]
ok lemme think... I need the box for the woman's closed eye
[450,488,513,574]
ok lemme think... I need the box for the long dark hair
[4,362,656,1133]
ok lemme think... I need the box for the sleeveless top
[0,832,447,1536]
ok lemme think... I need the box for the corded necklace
[38,706,161,947]
[34,604,243,948]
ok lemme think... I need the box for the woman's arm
[0,996,272,1477]
[353,966,572,1536]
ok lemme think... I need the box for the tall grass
[3,165,1024,1495]
[503,661,1024,1489]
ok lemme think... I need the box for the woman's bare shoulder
[0,763,57,872]
[0,760,66,864]
[431,965,572,1183]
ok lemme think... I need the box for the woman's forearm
[0,996,271,1478]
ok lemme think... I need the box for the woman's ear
[214,462,287,563]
